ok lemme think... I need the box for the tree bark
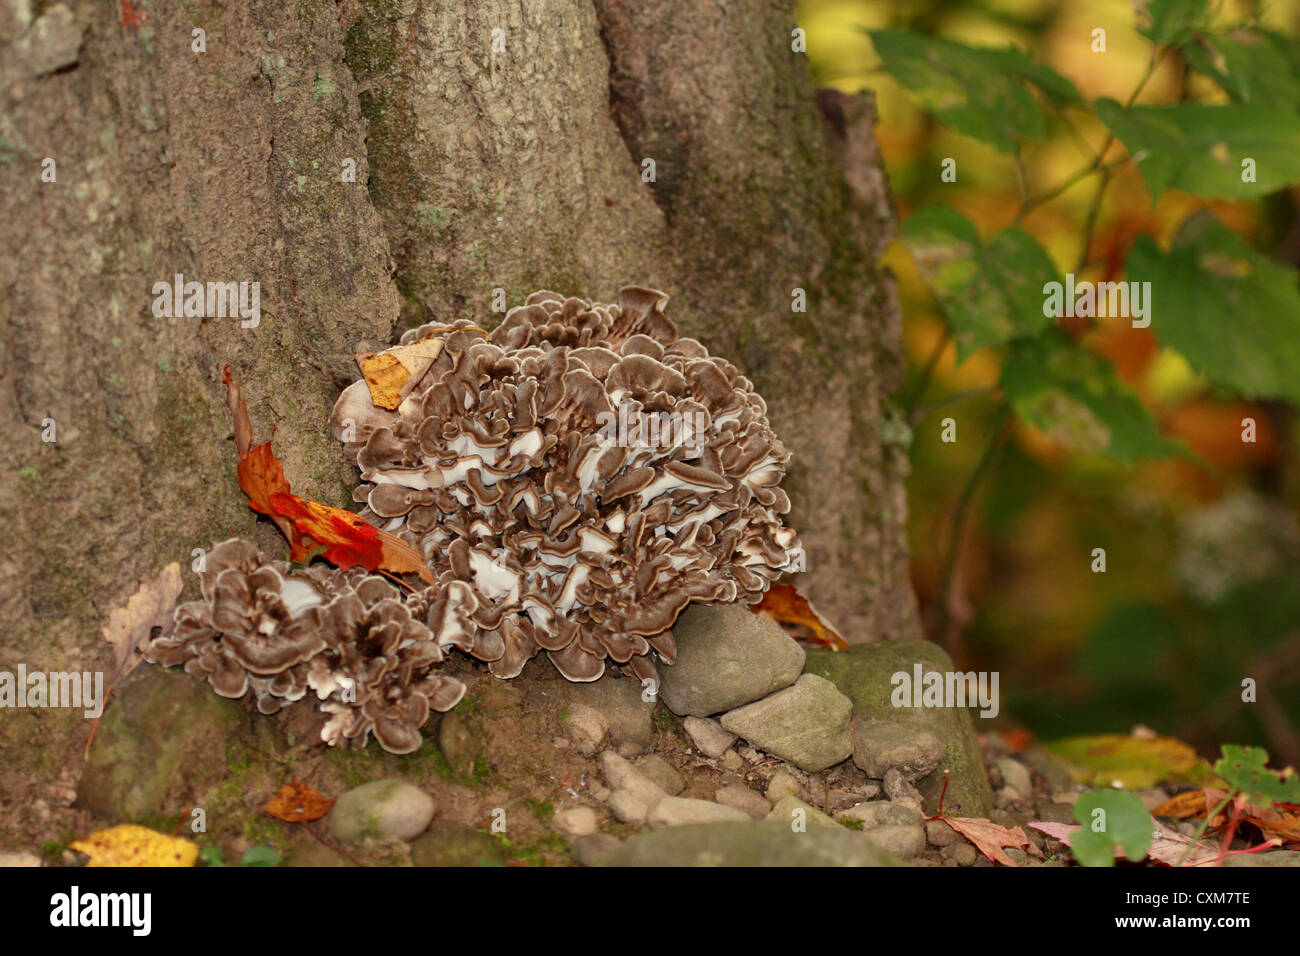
[0,0,918,798]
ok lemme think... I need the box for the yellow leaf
[356,337,443,410]
[70,824,199,867]
[1044,734,1214,789]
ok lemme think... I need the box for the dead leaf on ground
[70,824,198,867]
[1030,818,1225,867]
[102,562,183,686]
[263,781,335,823]
[942,816,1034,866]
[751,583,849,650]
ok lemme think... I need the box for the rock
[805,640,995,817]
[598,751,667,806]
[721,750,747,772]
[1004,847,1029,865]
[1222,850,1300,867]
[608,789,659,826]
[565,676,655,754]
[330,779,435,843]
[648,795,750,828]
[438,709,488,781]
[0,851,40,866]
[863,824,926,859]
[766,795,839,830]
[411,821,505,867]
[553,807,599,837]
[995,787,1023,809]
[1022,748,1078,793]
[883,768,924,813]
[634,755,685,795]
[570,833,622,866]
[284,842,348,867]
[720,674,853,772]
[657,603,805,716]
[77,668,257,820]
[562,704,608,756]
[683,716,737,758]
[943,842,978,866]
[926,818,960,847]
[596,822,907,866]
[996,757,1033,797]
[839,800,923,829]
[852,722,943,780]
[714,784,771,820]
[766,768,804,804]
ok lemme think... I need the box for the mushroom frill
[331,286,804,686]
[145,539,466,754]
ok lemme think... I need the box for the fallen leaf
[263,782,335,823]
[1244,810,1300,844]
[942,816,1033,866]
[272,493,436,585]
[751,583,849,650]
[1151,789,1213,820]
[1043,734,1214,789]
[71,824,198,867]
[1029,818,1223,867]
[356,336,443,410]
[102,562,183,686]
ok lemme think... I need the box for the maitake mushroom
[146,539,466,754]
[331,287,803,684]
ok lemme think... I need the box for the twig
[903,328,952,417]
[910,386,997,426]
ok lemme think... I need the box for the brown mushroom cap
[332,287,804,684]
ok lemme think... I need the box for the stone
[839,800,923,829]
[598,751,667,806]
[0,852,40,866]
[766,795,839,829]
[714,784,771,820]
[565,676,656,753]
[596,822,907,866]
[1222,850,1300,867]
[926,818,960,847]
[862,824,926,859]
[634,755,685,795]
[648,795,750,828]
[329,779,435,843]
[411,821,505,867]
[1004,847,1029,865]
[805,640,995,817]
[553,806,599,837]
[570,833,622,866]
[683,716,737,758]
[721,750,746,772]
[657,603,805,716]
[284,842,348,867]
[996,788,1023,809]
[77,668,256,821]
[438,709,487,781]
[884,768,924,813]
[766,768,804,804]
[608,789,659,826]
[1022,748,1078,793]
[996,757,1033,797]
[943,842,977,866]
[852,721,943,780]
[562,704,608,756]
[720,674,853,772]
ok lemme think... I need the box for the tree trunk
[0,0,918,792]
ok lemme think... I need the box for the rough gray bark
[0,0,917,836]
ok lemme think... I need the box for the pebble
[598,751,667,805]
[648,796,750,828]
[766,768,804,804]
[552,807,599,837]
[883,768,924,812]
[329,779,435,843]
[683,716,737,758]
[766,795,839,830]
[995,757,1033,796]
[569,833,622,866]
[862,824,926,859]
[720,674,853,773]
[852,722,943,781]
[926,818,960,847]
[608,789,659,826]
[564,704,608,756]
[943,842,978,866]
[634,755,685,795]
[714,784,772,820]
[839,800,923,829]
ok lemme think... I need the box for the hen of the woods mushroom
[148,287,803,754]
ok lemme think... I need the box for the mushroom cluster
[331,287,803,685]
[145,539,466,754]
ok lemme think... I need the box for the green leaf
[866,29,1079,152]
[1214,745,1300,807]
[1094,99,1300,201]
[901,207,1059,360]
[199,844,226,867]
[1181,31,1300,108]
[1127,213,1300,403]
[1001,332,1186,462]
[1070,789,1154,867]
[1138,0,1209,46]
[240,844,282,867]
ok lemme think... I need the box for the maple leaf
[750,583,849,650]
[71,825,198,867]
[1029,819,1226,867]
[941,816,1034,866]
[263,781,335,823]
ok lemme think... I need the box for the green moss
[523,798,554,825]
[840,817,864,831]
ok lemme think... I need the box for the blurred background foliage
[796,0,1300,763]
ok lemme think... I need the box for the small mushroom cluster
[331,287,803,685]
[145,539,466,754]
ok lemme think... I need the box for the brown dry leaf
[263,781,335,823]
[1029,819,1224,866]
[1245,810,1300,844]
[70,824,198,867]
[942,816,1033,866]
[356,337,443,410]
[102,562,183,685]
[1151,789,1212,820]
[751,583,849,650]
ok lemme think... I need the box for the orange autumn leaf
[1244,810,1300,844]
[263,782,335,823]
[1151,789,1213,820]
[272,492,436,585]
[357,336,444,410]
[942,816,1035,867]
[751,583,849,650]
